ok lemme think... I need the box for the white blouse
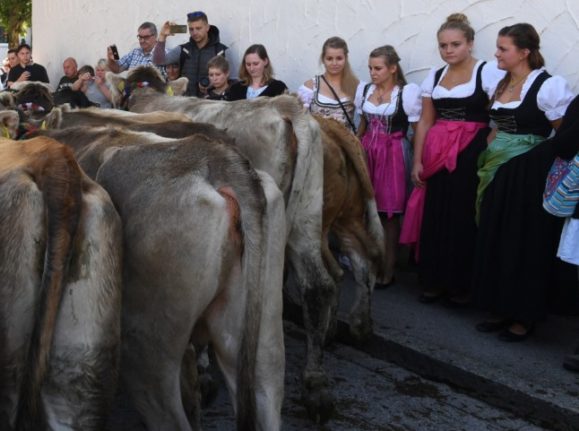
[356,83,422,122]
[297,80,366,110]
[491,69,575,121]
[421,59,506,100]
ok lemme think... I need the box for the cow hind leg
[287,244,337,424]
[334,223,376,342]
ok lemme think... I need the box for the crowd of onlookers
[1,10,579,369]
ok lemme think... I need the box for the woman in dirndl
[399,13,505,305]
[473,23,577,342]
[356,45,421,287]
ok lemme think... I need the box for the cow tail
[14,141,83,430]
[326,117,385,269]
[228,167,266,431]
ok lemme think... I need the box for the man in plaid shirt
[107,22,164,72]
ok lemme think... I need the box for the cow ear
[0,91,15,109]
[0,110,20,139]
[106,71,127,108]
[44,107,63,130]
[168,77,188,96]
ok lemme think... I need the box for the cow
[315,115,385,340]
[0,136,122,430]
[107,66,339,422]
[41,105,222,140]
[38,126,287,431]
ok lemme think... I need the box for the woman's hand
[411,162,425,188]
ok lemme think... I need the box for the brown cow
[0,136,122,430]
[315,116,385,340]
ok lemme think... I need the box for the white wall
[33,0,579,93]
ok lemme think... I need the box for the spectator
[0,58,9,89]
[166,62,180,81]
[473,23,576,341]
[298,36,364,133]
[56,57,79,91]
[107,22,160,73]
[356,45,422,288]
[228,44,287,100]
[7,44,49,88]
[75,62,113,108]
[53,57,94,108]
[154,11,228,96]
[399,14,504,305]
[205,55,235,100]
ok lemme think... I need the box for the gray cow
[40,126,287,431]
[108,67,339,422]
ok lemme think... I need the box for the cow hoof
[302,372,336,424]
[349,315,373,343]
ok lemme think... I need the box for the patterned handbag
[543,153,579,217]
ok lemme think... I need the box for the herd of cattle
[0,66,385,431]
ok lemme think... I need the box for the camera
[199,77,210,88]
[169,24,188,34]
[109,45,119,60]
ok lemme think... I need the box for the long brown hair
[494,23,544,98]
[238,44,274,86]
[320,36,359,100]
[369,45,407,87]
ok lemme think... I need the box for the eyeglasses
[187,11,207,21]
[137,34,155,40]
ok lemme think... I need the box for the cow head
[107,66,189,109]
[0,92,16,110]
[0,110,20,139]
[11,81,55,120]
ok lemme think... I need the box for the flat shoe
[418,292,443,304]
[375,277,395,290]
[475,320,510,333]
[563,354,579,372]
[497,325,534,342]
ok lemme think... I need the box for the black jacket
[179,25,227,96]
[228,79,287,100]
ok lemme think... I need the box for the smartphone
[110,44,119,60]
[170,24,188,34]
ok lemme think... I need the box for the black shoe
[443,296,471,309]
[563,354,579,372]
[375,277,395,290]
[475,319,510,333]
[497,324,534,342]
[418,292,443,304]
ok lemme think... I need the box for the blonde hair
[437,13,475,42]
[320,36,359,100]
[369,45,407,87]
[238,44,274,86]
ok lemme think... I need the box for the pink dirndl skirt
[361,119,409,218]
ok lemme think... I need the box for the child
[205,55,235,100]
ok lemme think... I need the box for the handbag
[543,153,579,217]
[319,75,357,134]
